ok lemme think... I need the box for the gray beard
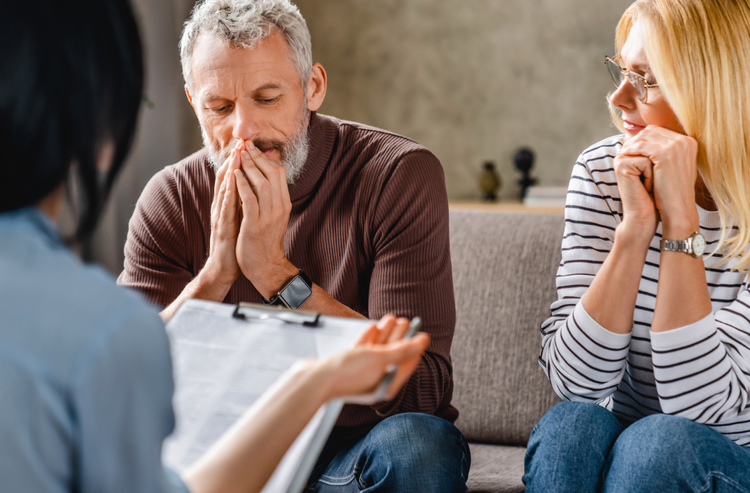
[203,110,309,185]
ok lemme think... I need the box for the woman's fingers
[642,158,654,192]
[374,315,398,344]
[617,154,652,177]
[354,324,380,347]
[387,318,411,344]
[354,315,411,349]
[325,329,429,401]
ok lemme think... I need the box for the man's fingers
[215,171,237,238]
[213,154,231,198]
[223,171,239,226]
[212,167,229,221]
[245,141,289,213]
[234,169,260,220]
[245,141,288,213]
[244,140,278,180]
[213,149,240,216]
[240,150,274,212]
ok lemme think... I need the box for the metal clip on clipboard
[232,302,321,327]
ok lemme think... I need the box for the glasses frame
[605,55,659,104]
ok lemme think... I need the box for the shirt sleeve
[117,168,195,308]
[71,300,188,493]
[650,280,750,424]
[365,150,456,419]
[539,154,631,403]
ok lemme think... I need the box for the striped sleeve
[540,144,631,402]
[651,281,750,424]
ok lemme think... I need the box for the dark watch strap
[262,269,313,309]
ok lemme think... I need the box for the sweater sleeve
[365,150,456,420]
[117,168,195,308]
[650,281,750,423]
[539,153,631,403]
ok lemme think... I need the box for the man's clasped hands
[207,139,298,302]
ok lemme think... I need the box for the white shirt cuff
[575,302,632,350]
[650,313,715,351]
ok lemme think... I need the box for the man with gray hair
[119,1,469,490]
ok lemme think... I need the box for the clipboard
[161,299,421,493]
[232,302,422,404]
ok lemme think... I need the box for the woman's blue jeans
[524,401,750,492]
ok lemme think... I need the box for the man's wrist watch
[262,269,313,310]
[660,231,706,258]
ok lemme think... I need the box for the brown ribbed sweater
[117,113,458,426]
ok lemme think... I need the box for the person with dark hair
[0,0,430,492]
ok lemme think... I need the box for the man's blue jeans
[305,413,470,492]
[524,401,750,492]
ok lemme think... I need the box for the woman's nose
[610,77,637,111]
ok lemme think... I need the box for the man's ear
[185,85,198,115]
[306,63,327,112]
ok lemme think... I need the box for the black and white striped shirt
[540,135,750,447]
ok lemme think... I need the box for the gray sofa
[448,210,565,493]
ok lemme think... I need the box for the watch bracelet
[660,238,690,254]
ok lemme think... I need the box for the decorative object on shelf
[514,147,537,200]
[479,161,502,202]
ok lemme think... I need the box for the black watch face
[280,276,312,310]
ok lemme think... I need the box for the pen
[404,317,422,340]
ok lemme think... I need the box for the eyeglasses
[604,55,659,103]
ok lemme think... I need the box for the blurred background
[92,0,634,274]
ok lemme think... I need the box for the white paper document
[162,300,373,493]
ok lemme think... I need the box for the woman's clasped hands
[614,125,700,241]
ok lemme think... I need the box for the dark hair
[0,0,143,241]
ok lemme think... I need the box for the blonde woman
[524,0,750,491]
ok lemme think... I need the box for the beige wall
[91,0,201,274]
[294,0,633,200]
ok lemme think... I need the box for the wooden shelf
[449,200,565,214]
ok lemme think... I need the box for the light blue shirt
[0,208,188,492]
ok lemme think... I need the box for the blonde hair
[611,0,750,269]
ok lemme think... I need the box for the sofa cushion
[449,211,563,445]
[467,443,526,493]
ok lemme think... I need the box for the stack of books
[523,186,568,207]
